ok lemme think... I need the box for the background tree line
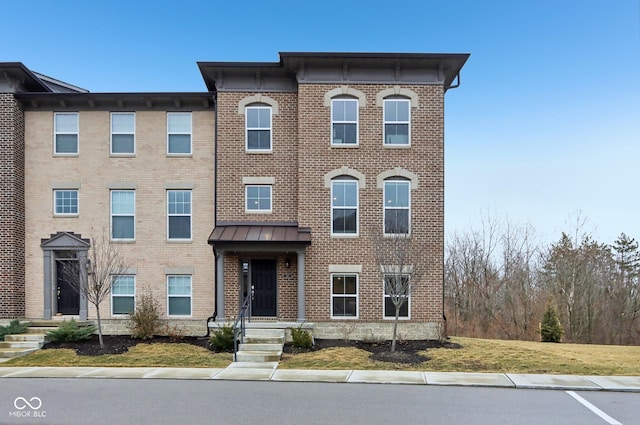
[445,215,640,345]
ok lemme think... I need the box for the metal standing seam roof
[208,222,311,245]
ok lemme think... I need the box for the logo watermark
[9,397,46,418]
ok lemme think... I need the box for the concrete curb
[1,366,639,392]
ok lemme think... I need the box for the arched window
[383,178,411,235]
[383,96,411,146]
[331,176,359,235]
[331,96,358,145]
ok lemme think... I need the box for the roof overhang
[15,92,214,111]
[0,62,51,93]
[208,221,311,252]
[198,51,470,92]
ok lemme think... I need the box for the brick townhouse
[0,53,468,339]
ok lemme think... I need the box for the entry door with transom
[55,251,80,315]
[251,259,277,317]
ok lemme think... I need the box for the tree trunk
[391,308,400,352]
[96,306,104,348]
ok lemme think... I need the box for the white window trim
[167,112,192,155]
[110,190,136,241]
[330,273,359,319]
[330,98,359,146]
[331,179,359,237]
[167,275,192,317]
[167,190,192,241]
[53,112,79,156]
[111,275,136,316]
[110,112,136,156]
[383,274,411,320]
[245,105,272,152]
[245,185,272,214]
[53,189,79,217]
[383,180,411,236]
[383,98,411,147]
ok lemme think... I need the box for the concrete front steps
[0,319,90,360]
[235,329,284,363]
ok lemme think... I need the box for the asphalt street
[2,379,638,425]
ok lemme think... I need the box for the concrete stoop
[235,329,284,363]
[0,322,63,360]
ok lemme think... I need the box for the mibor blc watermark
[10,397,46,418]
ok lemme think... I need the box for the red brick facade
[0,94,26,318]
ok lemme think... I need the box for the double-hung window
[167,190,191,240]
[331,98,358,145]
[54,190,78,216]
[167,112,192,154]
[111,275,135,315]
[383,180,410,234]
[246,106,272,151]
[383,274,410,319]
[245,185,272,213]
[384,98,410,145]
[331,178,358,235]
[54,112,79,154]
[331,274,358,318]
[168,275,192,316]
[111,112,135,154]
[111,190,135,240]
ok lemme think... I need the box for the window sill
[331,234,360,239]
[246,210,272,214]
[53,214,79,218]
[383,144,411,149]
[166,153,193,158]
[245,150,273,154]
[110,153,136,158]
[383,316,411,321]
[53,153,79,157]
[166,239,193,244]
[330,144,359,148]
[110,239,136,244]
[330,316,359,320]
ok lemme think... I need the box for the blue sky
[3,0,638,246]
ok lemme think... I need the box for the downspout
[447,72,461,90]
[205,90,219,337]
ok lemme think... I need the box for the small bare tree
[372,232,424,352]
[62,230,128,348]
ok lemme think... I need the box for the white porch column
[216,250,225,321]
[297,250,305,322]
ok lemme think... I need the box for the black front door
[56,259,80,315]
[251,259,277,317]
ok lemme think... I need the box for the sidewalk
[1,364,639,392]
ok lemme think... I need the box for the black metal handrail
[233,295,251,361]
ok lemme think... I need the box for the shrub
[128,289,160,339]
[164,324,186,342]
[0,319,29,341]
[541,301,564,343]
[290,326,313,349]
[47,319,97,342]
[209,325,235,352]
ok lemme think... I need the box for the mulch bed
[284,339,461,364]
[43,335,461,364]
[42,335,212,356]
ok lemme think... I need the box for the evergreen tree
[541,301,564,343]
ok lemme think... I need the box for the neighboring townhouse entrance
[40,232,90,320]
[55,252,80,315]
[251,259,277,317]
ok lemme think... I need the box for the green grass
[279,337,640,375]
[5,343,232,368]
[5,337,640,376]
